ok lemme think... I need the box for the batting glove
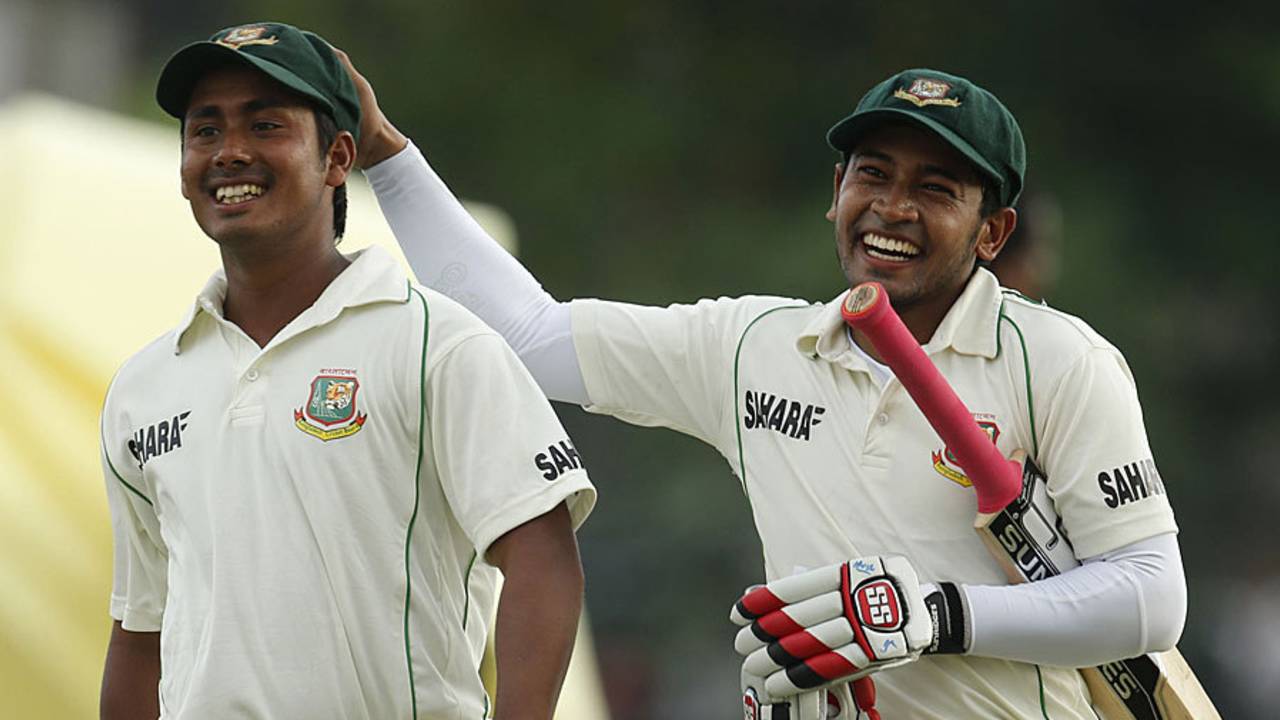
[740,669,865,720]
[730,556,965,706]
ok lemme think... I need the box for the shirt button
[246,369,260,382]
[877,412,889,425]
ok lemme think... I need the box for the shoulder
[106,328,187,410]
[573,293,816,334]
[997,290,1131,384]
[406,282,512,361]
[725,294,822,335]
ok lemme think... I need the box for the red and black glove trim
[839,563,880,662]
[735,587,784,622]
[766,629,833,669]
[750,609,804,645]
[784,651,861,690]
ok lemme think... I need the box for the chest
[126,324,421,543]
[730,346,1032,579]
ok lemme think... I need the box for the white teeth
[215,184,265,204]
[862,232,920,259]
[866,247,910,263]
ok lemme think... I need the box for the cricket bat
[839,281,1220,720]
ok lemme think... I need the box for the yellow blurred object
[0,93,608,719]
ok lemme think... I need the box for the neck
[220,239,350,347]
[897,285,964,344]
[850,281,967,363]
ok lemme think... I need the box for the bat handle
[842,282,1021,513]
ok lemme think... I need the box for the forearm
[962,532,1186,667]
[365,143,588,403]
[100,621,160,720]
[365,142,554,335]
[489,504,584,720]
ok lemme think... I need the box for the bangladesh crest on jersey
[294,373,367,441]
[931,416,999,487]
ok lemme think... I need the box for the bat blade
[841,282,1221,720]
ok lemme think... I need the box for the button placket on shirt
[221,326,269,426]
[860,376,901,467]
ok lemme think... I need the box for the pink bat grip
[841,282,1020,514]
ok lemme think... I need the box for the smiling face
[829,122,1016,322]
[179,65,350,255]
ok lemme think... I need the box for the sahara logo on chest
[128,410,191,469]
[742,390,825,441]
[294,370,368,442]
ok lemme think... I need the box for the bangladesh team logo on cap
[894,77,961,108]
[215,24,280,49]
[294,370,368,441]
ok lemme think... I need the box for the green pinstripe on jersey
[407,282,430,718]
[999,296,1051,719]
[732,303,812,501]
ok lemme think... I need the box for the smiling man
[98,23,595,720]
[351,65,1185,718]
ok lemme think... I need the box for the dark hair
[312,109,347,241]
[178,105,347,241]
[978,177,1002,219]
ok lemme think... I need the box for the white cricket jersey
[101,246,595,720]
[571,268,1176,719]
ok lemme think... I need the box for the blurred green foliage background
[13,1,1279,717]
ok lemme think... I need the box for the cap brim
[826,108,1003,190]
[156,42,335,120]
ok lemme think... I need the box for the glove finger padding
[731,556,933,693]
[741,665,825,720]
[743,616,859,676]
[735,590,846,656]
[732,564,845,625]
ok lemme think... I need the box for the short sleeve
[570,296,789,445]
[101,413,168,631]
[1038,347,1178,559]
[427,333,596,559]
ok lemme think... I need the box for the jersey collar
[171,245,411,354]
[795,267,1003,366]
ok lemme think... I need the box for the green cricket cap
[827,68,1025,207]
[156,22,361,143]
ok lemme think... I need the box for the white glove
[740,668,861,720]
[730,556,934,705]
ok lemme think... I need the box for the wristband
[923,582,970,655]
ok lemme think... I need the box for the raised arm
[337,50,588,404]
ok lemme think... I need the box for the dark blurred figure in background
[988,188,1062,301]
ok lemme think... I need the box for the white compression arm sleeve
[364,142,589,404]
[962,531,1186,667]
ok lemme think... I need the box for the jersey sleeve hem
[571,299,614,410]
[469,470,596,561]
[110,596,163,632]
[1070,503,1179,560]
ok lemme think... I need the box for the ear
[826,162,845,222]
[324,130,357,188]
[975,207,1018,262]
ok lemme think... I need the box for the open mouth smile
[212,183,266,206]
[861,232,921,264]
